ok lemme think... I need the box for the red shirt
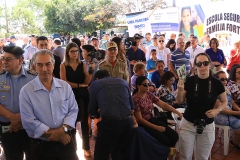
[133,92,159,120]
[227,49,240,71]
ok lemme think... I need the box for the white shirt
[156,47,170,68]
[146,44,158,61]
[186,45,205,66]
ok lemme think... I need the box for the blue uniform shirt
[0,67,36,122]
[88,77,134,118]
[19,77,78,139]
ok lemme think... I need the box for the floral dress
[214,87,240,129]
[156,85,176,106]
[227,80,240,106]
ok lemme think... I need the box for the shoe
[168,147,176,156]
[84,150,91,157]
[230,140,240,150]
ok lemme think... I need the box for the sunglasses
[159,40,164,42]
[141,83,151,87]
[219,78,228,81]
[195,61,210,67]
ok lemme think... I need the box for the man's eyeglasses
[159,40,164,43]
[69,50,79,54]
[195,61,210,67]
[219,78,228,81]
[0,57,18,62]
[141,83,151,87]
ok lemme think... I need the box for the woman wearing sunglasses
[177,53,227,160]
[227,65,240,107]
[132,76,182,148]
[155,36,171,71]
[214,71,240,150]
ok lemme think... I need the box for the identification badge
[0,85,10,92]
[2,126,10,133]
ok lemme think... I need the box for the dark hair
[111,37,122,50]
[185,41,191,50]
[156,60,165,66]
[132,76,148,95]
[82,45,95,52]
[37,36,48,45]
[71,38,81,48]
[214,70,226,79]
[54,39,61,45]
[160,71,175,85]
[181,6,191,15]
[94,70,110,80]
[151,49,156,52]
[209,38,219,48]
[145,33,151,36]
[166,39,176,52]
[229,64,240,81]
[194,53,212,66]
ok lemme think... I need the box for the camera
[87,50,102,62]
[194,119,206,134]
[124,36,141,49]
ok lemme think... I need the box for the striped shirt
[170,48,190,73]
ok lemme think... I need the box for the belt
[0,122,11,126]
[101,115,132,120]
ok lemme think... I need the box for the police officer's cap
[3,46,24,56]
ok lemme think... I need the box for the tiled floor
[76,126,240,160]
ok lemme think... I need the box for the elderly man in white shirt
[186,36,205,74]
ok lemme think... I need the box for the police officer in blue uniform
[23,34,38,60]
[0,46,36,160]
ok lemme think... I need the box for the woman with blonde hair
[60,42,94,156]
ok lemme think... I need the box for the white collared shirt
[186,45,205,66]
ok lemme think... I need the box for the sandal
[168,147,176,156]
[230,140,240,150]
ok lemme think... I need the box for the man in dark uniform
[0,46,36,160]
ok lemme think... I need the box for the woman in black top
[176,53,227,160]
[60,42,94,157]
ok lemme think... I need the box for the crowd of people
[0,30,240,160]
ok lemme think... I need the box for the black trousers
[72,98,90,150]
[141,118,179,147]
[0,128,32,160]
[31,136,78,160]
[94,118,133,160]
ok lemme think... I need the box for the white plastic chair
[215,124,230,155]
[171,108,185,130]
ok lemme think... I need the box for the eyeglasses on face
[141,83,151,87]
[219,78,228,82]
[159,40,164,43]
[0,57,18,62]
[195,61,210,67]
[69,50,79,54]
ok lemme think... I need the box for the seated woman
[131,62,156,93]
[227,65,240,106]
[151,60,165,88]
[123,117,176,160]
[214,71,240,150]
[132,76,182,147]
[146,49,160,80]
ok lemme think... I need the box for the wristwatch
[63,125,68,133]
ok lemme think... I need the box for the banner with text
[149,7,179,34]
[180,0,240,47]
[126,11,152,37]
